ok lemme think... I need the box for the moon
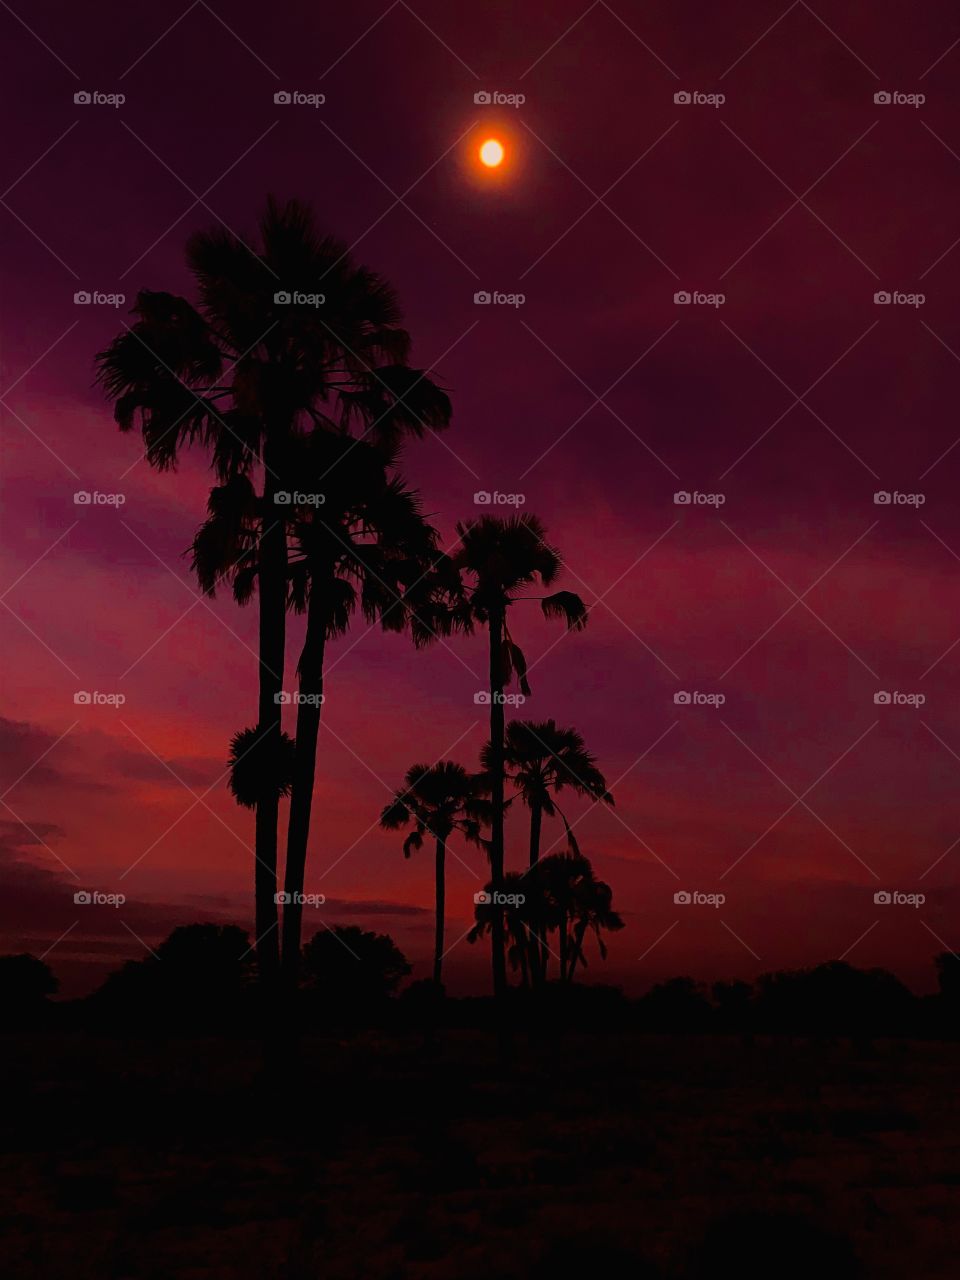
[479,138,505,168]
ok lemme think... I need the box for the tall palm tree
[97,199,451,983]
[193,432,448,985]
[380,761,490,985]
[448,515,588,1001]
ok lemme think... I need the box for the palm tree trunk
[281,585,327,986]
[255,458,287,985]
[528,799,546,987]
[559,912,569,983]
[487,606,508,1004]
[567,921,587,982]
[434,836,446,986]
[528,799,542,867]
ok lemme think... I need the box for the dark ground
[2,1030,959,1278]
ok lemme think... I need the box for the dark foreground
[2,1030,959,1278]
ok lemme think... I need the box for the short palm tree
[448,515,588,1001]
[98,198,451,983]
[467,871,537,986]
[484,719,612,868]
[380,761,490,985]
[537,852,624,982]
[481,719,612,984]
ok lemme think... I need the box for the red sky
[3,0,960,995]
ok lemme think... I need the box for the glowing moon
[479,138,504,168]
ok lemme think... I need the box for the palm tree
[380,762,490,985]
[537,852,624,982]
[448,515,588,1001]
[97,199,451,983]
[484,719,612,985]
[194,433,448,985]
[484,719,612,868]
[467,871,536,986]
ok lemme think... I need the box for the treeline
[2,926,959,1039]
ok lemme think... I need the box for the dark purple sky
[4,0,960,994]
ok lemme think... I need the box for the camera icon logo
[673,290,691,304]
[674,91,692,105]
[474,890,491,904]
[474,290,492,305]
[73,290,92,305]
[474,91,492,105]
[673,491,691,504]
[473,490,491,504]
[274,91,292,105]
[874,890,892,904]
[73,691,92,704]
[873,491,891,504]
[274,691,292,704]
[474,691,491,705]
[874,691,891,705]
[874,91,892,105]
[274,491,292,504]
[274,290,291,304]
[674,691,691,705]
[74,91,92,105]
[73,491,92,504]
[674,890,692,904]
[274,891,292,903]
[74,890,92,904]
[874,291,891,305]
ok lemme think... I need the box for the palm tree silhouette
[481,719,611,983]
[448,515,587,1001]
[193,432,446,984]
[484,719,612,868]
[468,871,536,986]
[537,852,624,982]
[380,762,490,985]
[98,199,451,982]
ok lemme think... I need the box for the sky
[4,0,960,996]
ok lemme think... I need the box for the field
[2,1030,959,1278]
